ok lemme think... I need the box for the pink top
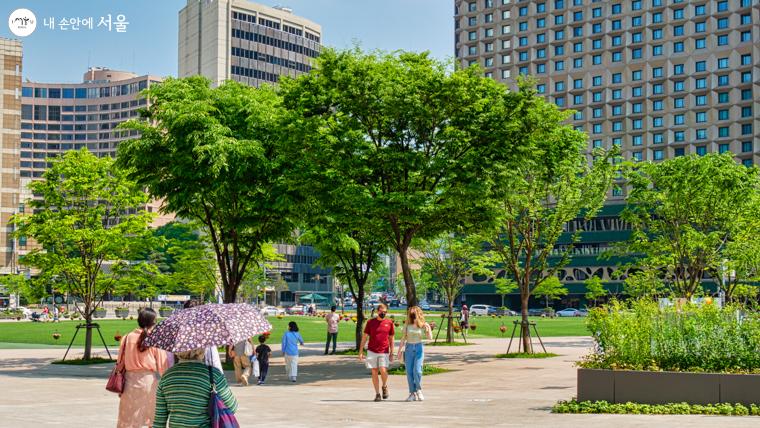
[326,312,340,334]
[117,329,168,374]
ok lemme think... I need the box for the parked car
[389,299,401,308]
[419,300,431,311]
[286,305,305,315]
[578,309,589,317]
[261,306,285,316]
[469,304,495,316]
[497,308,518,316]
[556,308,581,317]
[528,308,548,316]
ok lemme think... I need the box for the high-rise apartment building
[0,38,22,280]
[179,0,330,305]
[19,67,172,227]
[179,0,322,87]
[454,0,757,308]
[455,0,757,165]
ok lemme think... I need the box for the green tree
[304,229,384,351]
[621,154,760,299]
[584,276,607,307]
[623,269,667,299]
[235,243,283,304]
[484,85,617,352]
[118,77,298,303]
[416,234,490,342]
[533,276,568,308]
[13,149,153,359]
[495,278,518,309]
[280,48,516,307]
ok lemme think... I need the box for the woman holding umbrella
[116,307,168,428]
[145,303,271,426]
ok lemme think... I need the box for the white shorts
[365,351,389,369]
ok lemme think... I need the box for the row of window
[230,46,312,73]
[573,103,753,119]
[512,52,752,74]
[21,81,149,100]
[232,10,321,43]
[591,135,755,148]
[633,148,755,164]
[517,0,743,17]
[231,28,320,58]
[230,65,280,83]
[21,105,142,122]
[582,122,754,138]
[545,80,753,100]
[20,129,137,141]
[466,0,752,13]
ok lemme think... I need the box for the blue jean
[404,342,424,393]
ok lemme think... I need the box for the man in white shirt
[325,305,340,354]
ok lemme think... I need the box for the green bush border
[51,357,114,365]
[553,400,760,416]
[496,352,559,359]
[388,364,451,375]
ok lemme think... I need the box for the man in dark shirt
[359,303,395,401]
[255,335,272,385]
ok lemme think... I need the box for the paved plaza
[0,337,756,427]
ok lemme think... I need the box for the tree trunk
[398,247,417,307]
[447,298,454,343]
[520,292,532,353]
[355,298,365,351]
[83,314,93,360]
[223,277,240,304]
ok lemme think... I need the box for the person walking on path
[230,338,253,386]
[359,303,395,402]
[282,321,304,382]
[153,348,238,428]
[397,306,433,402]
[255,335,271,385]
[325,305,340,354]
[460,304,470,335]
[116,307,168,428]
[53,305,59,322]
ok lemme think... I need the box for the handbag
[208,365,240,428]
[250,354,260,378]
[106,340,126,394]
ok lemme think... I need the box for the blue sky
[1,0,453,83]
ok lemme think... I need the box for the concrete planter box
[159,308,173,317]
[93,309,107,319]
[114,308,129,319]
[578,368,760,405]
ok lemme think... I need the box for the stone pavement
[0,337,756,427]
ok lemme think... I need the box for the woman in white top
[397,305,433,402]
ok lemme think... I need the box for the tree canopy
[280,48,518,307]
[118,77,298,303]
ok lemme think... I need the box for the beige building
[0,39,22,276]
[19,67,173,228]
[455,0,758,168]
[179,0,322,87]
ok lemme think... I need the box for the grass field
[0,314,589,348]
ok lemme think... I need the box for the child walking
[281,321,304,382]
[255,335,271,385]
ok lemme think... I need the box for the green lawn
[0,315,589,348]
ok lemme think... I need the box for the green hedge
[553,400,760,416]
[581,300,760,373]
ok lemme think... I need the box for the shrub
[553,400,760,416]
[581,299,760,373]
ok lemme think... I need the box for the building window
[718,75,729,86]
[695,21,706,32]
[653,133,664,144]
[592,76,602,86]
[718,109,729,120]
[695,61,706,72]
[593,55,602,65]
[696,146,707,156]
[718,34,729,46]
[652,117,663,127]
[653,67,663,78]
[674,81,684,92]
[613,89,623,99]
[719,143,730,154]
[717,0,728,11]
[675,132,685,142]
[673,42,684,52]
[653,83,663,94]
[742,106,753,117]
[718,17,729,29]
[742,124,753,135]
[695,95,707,106]
[742,141,753,152]
[653,100,663,110]
[612,105,622,116]
[674,64,685,74]
[633,48,643,58]
[674,114,685,125]
[743,159,754,167]
[673,25,684,36]
[742,54,752,65]
[631,70,641,81]
[519,21,528,31]
[742,14,752,25]
[632,119,642,130]
[654,149,664,160]
[674,97,685,108]
[718,92,729,103]
[719,127,730,137]
[695,4,706,15]
[632,102,642,113]
[695,38,706,49]
[695,78,707,89]
[742,31,752,42]
[742,89,752,100]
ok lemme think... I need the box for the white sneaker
[406,393,417,402]
[415,391,424,401]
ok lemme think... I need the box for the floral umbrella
[145,303,271,352]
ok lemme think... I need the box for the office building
[0,38,22,281]
[179,0,322,87]
[454,0,756,307]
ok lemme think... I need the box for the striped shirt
[153,361,238,428]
